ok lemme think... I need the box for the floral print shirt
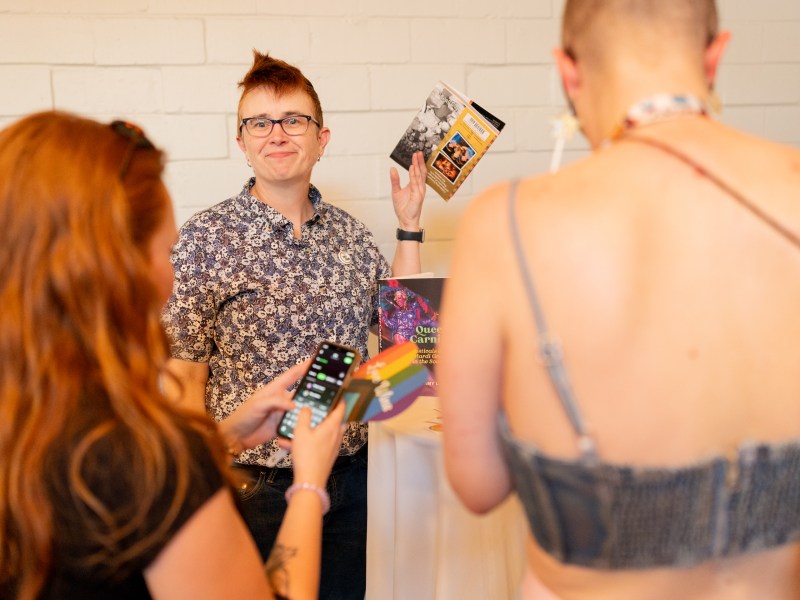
[163,180,391,467]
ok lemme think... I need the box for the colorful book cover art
[378,277,446,393]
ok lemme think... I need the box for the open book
[390,81,504,201]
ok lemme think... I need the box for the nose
[267,123,290,143]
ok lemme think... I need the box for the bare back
[441,116,800,599]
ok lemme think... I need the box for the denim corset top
[498,415,800,569]
[503,182,800,569]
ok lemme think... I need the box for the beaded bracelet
[285,482,330,515]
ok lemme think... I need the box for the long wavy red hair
[0,111,226,599]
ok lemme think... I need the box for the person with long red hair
[0,111,342,600]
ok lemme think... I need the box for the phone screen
[278,342,359,439]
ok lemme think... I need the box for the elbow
[458,493,501,516]
[444,459,511,515]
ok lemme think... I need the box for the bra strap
[507,181,597,459]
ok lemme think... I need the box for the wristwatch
[396,228,425,243]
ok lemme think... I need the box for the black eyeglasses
[110,120,156,179]
[239,114,321,138]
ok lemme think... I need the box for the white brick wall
[1,1,799,276]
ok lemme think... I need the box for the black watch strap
[396,228,425,243]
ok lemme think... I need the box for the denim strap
[507,180,597,459]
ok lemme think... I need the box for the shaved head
[562,0,718,66]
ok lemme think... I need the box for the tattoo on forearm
[266,544,298,598]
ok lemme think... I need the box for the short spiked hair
[237,50,324,127]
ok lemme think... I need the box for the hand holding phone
[277,341,361,439]
[285,401,347,486]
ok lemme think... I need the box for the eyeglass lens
[243,116,314,137]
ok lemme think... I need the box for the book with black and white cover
[390,81,504,200]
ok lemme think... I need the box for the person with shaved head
[439,1,800,598]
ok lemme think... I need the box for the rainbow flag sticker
[343,341,430,422]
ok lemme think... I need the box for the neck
[579,59,711,148]
[250,178,314,237]
[611,93,709,142]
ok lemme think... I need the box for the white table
[366,396,526,599]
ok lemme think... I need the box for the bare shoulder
[681,121,800,185]
[696,123,800,218]
[727,124,800,163]
[459,172,569,236]
[145,488,271,598]
[459,180,511,225]
[745,132,800,185]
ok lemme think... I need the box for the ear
[235,134,253,168]
[553,47,581,103]
[317,126,331,156]
[704,31,731,87]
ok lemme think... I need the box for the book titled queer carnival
[378,276,446,394]
[390,81,504,201]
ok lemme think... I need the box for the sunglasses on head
[110,120,156,179]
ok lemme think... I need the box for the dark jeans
[232,444,368,600]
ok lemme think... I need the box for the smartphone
[277,341,361,439]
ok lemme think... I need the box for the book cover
[378,276,446,394]
[390,81,504,201]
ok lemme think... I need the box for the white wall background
[1,0,799,275]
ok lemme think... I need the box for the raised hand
[389,150,428,230]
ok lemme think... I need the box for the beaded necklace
[609,93,709,141]
[549,94,709,171]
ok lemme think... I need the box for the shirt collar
[238,178,325,228]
